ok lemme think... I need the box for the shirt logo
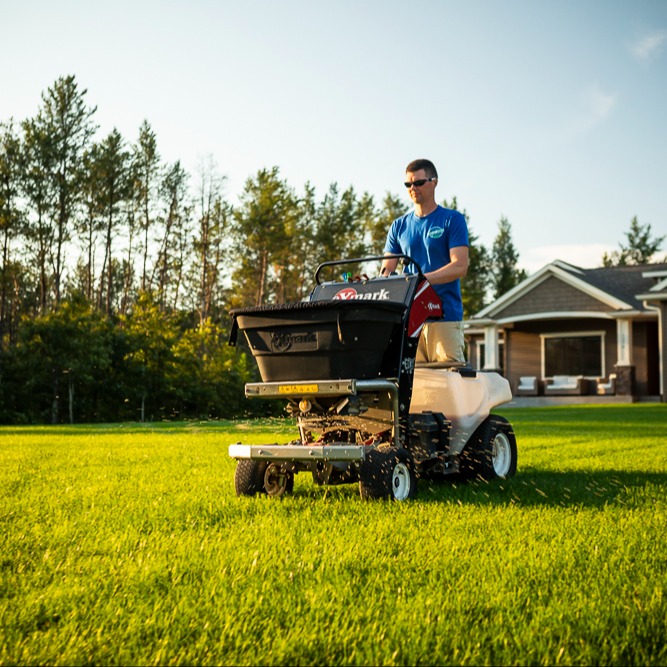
[428,227,444,239]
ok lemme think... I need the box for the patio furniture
[596,373,617,395]
[516,376,539,396]
[544,375,588,395]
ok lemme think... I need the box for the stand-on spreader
[228,256,517,500]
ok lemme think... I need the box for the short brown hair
[406,159,438,179]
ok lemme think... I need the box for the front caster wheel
[234,460,294,497]
[263,462,294,497]
[359,447,417,501]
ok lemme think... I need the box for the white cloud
[520,243,616,275]
[629,30,667,62]
[559,84,618,139]
[586,85,617,123]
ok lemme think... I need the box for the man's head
[406,159,438,180]
[405,158,438,211]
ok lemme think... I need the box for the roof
[576,262,667,309]
[471,259,667,321]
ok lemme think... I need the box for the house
[465,260,667,403]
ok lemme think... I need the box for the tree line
[0,75,527,424]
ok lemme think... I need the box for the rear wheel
[460,415,517,480]
[359,447,417,500]
[235,459,267,496]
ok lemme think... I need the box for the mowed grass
[1,404,666,666]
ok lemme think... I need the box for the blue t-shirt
[383,206,469,321]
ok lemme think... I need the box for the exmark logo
[271,331,316,352]
[333,287,391,300]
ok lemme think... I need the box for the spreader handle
[314,254,423,285]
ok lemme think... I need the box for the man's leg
[417,321,465,363]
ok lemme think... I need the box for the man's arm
[423,245,469,284]
[380,253,399,276]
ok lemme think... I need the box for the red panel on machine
[408,280,442,338]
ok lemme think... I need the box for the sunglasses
[404,177,436,188]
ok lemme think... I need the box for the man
[381,158,469,363]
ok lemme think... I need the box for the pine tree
[602,216,665,266]
[491,216,527,299]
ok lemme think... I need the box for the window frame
[540,330,606,379]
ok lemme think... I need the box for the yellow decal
[278,384,319,394]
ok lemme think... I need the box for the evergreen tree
[367,192,407,252]
[230,167,299,307]
[491,216,527,299]
[153,160,191,310]
[30,75,97,306]
[439,197,491,316]
[190,155,230,323]
[0,120,24,342]
[21,116,55,314]
[95,129,131,315]
[602,216,665,266]
[463,225,491,316]
[132,121,161,291]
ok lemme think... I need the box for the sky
[2,0,666,274]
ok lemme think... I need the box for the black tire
[359,447,417,501]
[234,459,267,496]
[460,415,517,481]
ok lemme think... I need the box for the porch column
[614,318,635,396]
[484,323,500,371]
[616,318,633,365]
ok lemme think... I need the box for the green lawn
[1,404,666,666]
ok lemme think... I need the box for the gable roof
[471,260,667,321]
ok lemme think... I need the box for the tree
[132,121,161,292]
[13,295,112,423]
[230,167,300,307]
[190,156,230,324]
[491,216,527,300]
[21,116,55,314]
[462,225,492,316]
[152,160,191,310]
[169,318,261,419]
[312,184,369,262]
[367,192,407,252]
[0,120,24,342]
[438,197,491,316]
[94,129,131,315]
[121,292,178,422]
[602,216,665,266]
[30,75,97,305]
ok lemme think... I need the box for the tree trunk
[68,372,74,424]
[51,370,59,424]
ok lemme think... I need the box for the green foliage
[230,167,301,307]
[463,225,492,317]
[491,216,527,300]
[368,192,407,251]
[1,404,666,665]
[169,318,266,419]
[10,295,112,423]
[442,197,493,317]
[31,75,98,305]
[602,216,666,266]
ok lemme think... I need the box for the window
[543,333,603,377]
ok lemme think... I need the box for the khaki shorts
[416,321,465,363]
